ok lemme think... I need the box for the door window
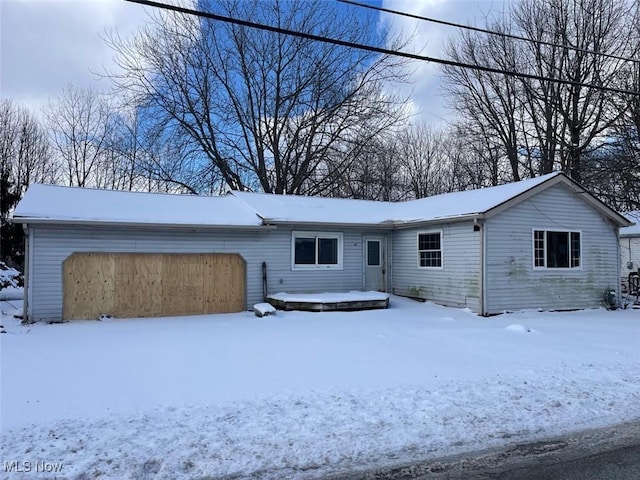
[367,240,381,266]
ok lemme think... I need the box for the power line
[124,0,640,97]
[339,0,639,65]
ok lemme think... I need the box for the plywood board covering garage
[63,253,246,320]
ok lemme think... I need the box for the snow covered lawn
[1,297,639,479]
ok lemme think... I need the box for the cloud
[0,0,149,112]
[1,0,507,125]
[380,0,508,126]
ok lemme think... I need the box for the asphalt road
[492,443,640,480]
[329,419,640,480]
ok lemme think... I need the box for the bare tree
[443,16,525,182]
[319,133,407,201]
[442,0,636,185]
[46,85,114,188]
[583,2,640,210]
[395,123,456,199]
[105,0,409,194]
[515,0,636,181]
[135,120,222,195]
[0,100,54,267]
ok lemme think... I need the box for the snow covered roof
[620,211,640,237]
[232,172,617,226]
[12,184,262,227]
[390,173,563,224]
[230,190,401,225]
[232,173,565,225]
[13,172,630,229]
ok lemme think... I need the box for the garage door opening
[62,253,246,320]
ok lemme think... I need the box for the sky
[0,0,507,125]
[381,0,508,123]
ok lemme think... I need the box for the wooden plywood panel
[203,254,246,314]
[63,253,115,320]
[114,254,163,318]
[63,252,246,320]
[162,254,205,316]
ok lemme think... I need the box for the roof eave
[11,217,271,230]
[261,219,396,229]
[261,214,481,229]
[620,228,639,238]
[391,213,481,229]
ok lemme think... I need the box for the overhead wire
[338,0,640,65]
[124,0,640,96]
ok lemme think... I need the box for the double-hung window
[292,232,342,269]
[533,230,581,269]
[417,231,442,268]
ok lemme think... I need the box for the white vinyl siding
[26,225,385,322]
[485,183,619,313]
[392,222,480,311]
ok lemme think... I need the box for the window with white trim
[418,231,442,268]
[292,232,342,269]
[533,230,581,269]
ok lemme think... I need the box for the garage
[62,252,246,320]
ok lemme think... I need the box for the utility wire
[339,0,639,65]
[124,0,640,96]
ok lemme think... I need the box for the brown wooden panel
[203,254,246,314]
[162,254,205,316]
[63,253,115,320]
[63,252,246,320]
[114,254,163,318]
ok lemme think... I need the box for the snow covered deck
[267,291,390,312]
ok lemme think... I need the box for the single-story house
[620,210,640,290]
[11,172,632,321]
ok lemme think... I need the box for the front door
[364,237,385,291]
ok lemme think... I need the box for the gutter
[617,225,622,306]
[10,217,275,231]
[10,213,485,233]
[260,213,483,230]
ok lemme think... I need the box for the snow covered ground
[1,297,639,479]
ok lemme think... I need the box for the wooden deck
[267,291,389,312]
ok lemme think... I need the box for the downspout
[616,226,622,306]
[361,235,366,291]
[22,223,31,323]
[385,234,390,293]
[479,219,487,316]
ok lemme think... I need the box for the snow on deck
[268,291,390,303]
[267,291,390,311]
[2,297,639,479]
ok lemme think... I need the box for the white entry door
[364,237,385,291]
